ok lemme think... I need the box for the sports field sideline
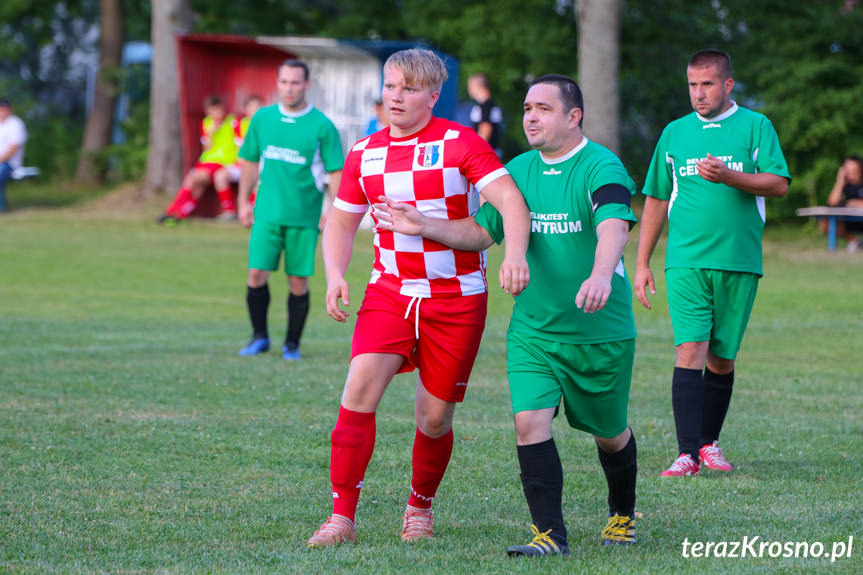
[0,198,860,574]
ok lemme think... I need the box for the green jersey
[642,103,790,276]
[475,139,638,344]
[239,103,344,228]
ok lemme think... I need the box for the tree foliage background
[0,0,149,180]
[1,0,861,217]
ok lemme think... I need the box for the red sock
[408,427,454,509]
[216,187,236,212]
[166,188,197,218]
[165,188,191,217]
[329,406,376,521]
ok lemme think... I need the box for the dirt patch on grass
[3,181,169,221]
[72,183,165,220]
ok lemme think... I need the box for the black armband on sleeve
[592,183,632,208]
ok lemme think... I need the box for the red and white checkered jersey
[333,117,508,298]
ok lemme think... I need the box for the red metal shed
[174,34,292,216]
[174,33,388,217]
[175,34,293,179]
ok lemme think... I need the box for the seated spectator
[364,98,388,137]
[0,97,28,213]
[823,155,863,252]
[158,96,240,224]
[228,95,263,194]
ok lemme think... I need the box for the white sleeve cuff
[332,197,369,214]
[474,167,509,192]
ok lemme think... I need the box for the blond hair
[384,48,448,92]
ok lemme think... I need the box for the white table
[796,206,863,250]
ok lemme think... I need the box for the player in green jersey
[375,74,640,553]
[635,49,790,477]
[237,59,344,360]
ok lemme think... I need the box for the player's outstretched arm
[477,175,531,296]
[373,197,494,251]
[576,218,629,314]
[634,196,669,310]
[322,208,365,322]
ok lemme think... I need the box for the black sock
[286,291,310,347]
[597,431,637,518]
[700,368,734,446]
[516,438,567,545]
[246,284,270,339]
[672,367,704,461]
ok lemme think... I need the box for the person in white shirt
[0,98,28,212]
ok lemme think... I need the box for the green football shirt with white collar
[239,103,343,229]
[641,102,790,276]
[475,138,637,344]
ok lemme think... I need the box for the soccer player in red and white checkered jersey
[307,49,531,548]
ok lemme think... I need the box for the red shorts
[193,162,224,179]
[352,283,488,403]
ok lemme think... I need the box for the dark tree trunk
[576,0,621,154]
[141,0,192,198]
[76,0,124,184]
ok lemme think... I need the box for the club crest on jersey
[415,144,442,169]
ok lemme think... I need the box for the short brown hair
[688,49,733,79]
[384,49,448,92]
[280,59,309,80]
[845,155,863,169]
[203,95,224,109]
[529,74,584,128]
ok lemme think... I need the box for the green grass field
[0,191,860,574]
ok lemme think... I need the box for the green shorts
[506,330,634,438]
[665,268,760,359]
[248,222,319,276]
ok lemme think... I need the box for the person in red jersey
[307,48,531,548]
[158,95,240,223]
